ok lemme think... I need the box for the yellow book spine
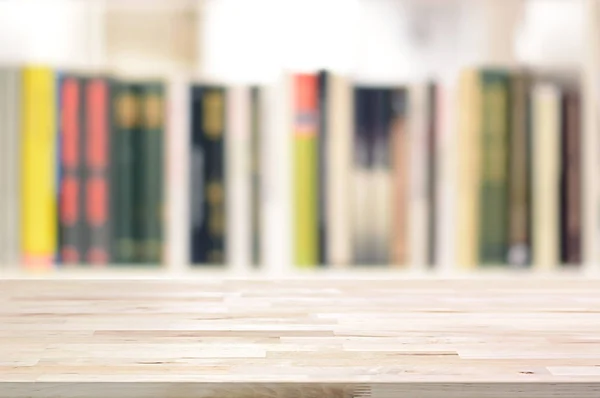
[294,138,318,267]
[456,69,481,270]
[293,74,319,268]
[532,84,561,271]
[21,66,57,269]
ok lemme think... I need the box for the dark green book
[111,82,141,264]
[507,72,532,267]
[479,70,510,265]
[138,83,165,265]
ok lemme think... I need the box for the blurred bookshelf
[0,0,599,279]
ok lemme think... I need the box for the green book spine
[139,83,165,265]
[111,82,140,264]
[479,70,510,265]
[507,72,532,267]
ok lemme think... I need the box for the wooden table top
[3,277,600,397]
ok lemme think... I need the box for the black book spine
[560,90,582,265]
[190,86,226,265]
[353,88,375,265]
[373,88,394,265]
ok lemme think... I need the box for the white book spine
[583,0,600,271]
[0,69,20,269]
[226,85,251,273]
[532,83,561,270]
[326,74,352,267]
[435,78,457,273]
[408,83,429,270]
[0,72,6,268]
[165,77,190,273]
[261,74,292,275]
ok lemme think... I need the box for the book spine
[507,73,531,267]
[250,87,261,267]
[138,83,165,265]
[58,77,85,265]
[0,72,6,266]
[561,91,582,265]
[478,71,510,265]
[84,78,111,265]
[260,75,293,274]
[582,0,600,268]
[21,66,58,269]
[292,74,319,268]
[435,78,458,272]
[1,69,21,268]
[111,83,139,264]
[391,88,409,266]
[317,71,328,266]
[190,86,204,264]
[55,72,63,265]
[456,69,481,270]
[165,78,190,271]
[426,83,437,267]
[0,71,7,267]
[326,74,352,267]
[190,86,226,265]
[408,83,430,270]
[131,85,145,264]
[353,87,382,265]
[226,85,251,271]
[372,89,393,265]
[532,83,561,270]
[352,87,370,265]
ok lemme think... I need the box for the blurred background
[0,0,597,277]
[0,0,585,78]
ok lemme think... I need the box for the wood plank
[2,278,600,397]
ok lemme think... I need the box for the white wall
[517,0,584,71]
[201,0,360,82]
[353,0,415,83]
[0,0,585,76]
[200,0,525,84]
[0,0,102,68]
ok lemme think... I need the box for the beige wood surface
[2,278,600,397]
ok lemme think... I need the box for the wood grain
[2,278,600,397]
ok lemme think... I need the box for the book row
[0,66,583,270]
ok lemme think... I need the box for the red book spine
[85,79,110,265]
[59,78,83,264]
